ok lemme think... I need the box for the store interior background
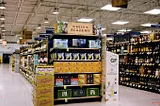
[0,0,159,106]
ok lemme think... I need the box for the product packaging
[57,53,65,60]
[33,87,53,98]
[86,74,94,84]
[72,53,80,60]
[55,78,64,86]
[34,76,54,87]
[86,88,100,96]
[72,88,86,97]
[94,74,101,84]
[57,89,72,98]
[87,53,94,60]
[33,98,53,106]
[54,39,68,48]
[94,53,101,60]
[78,74,86,84]
[71,78,78,85]
[80,53,87,60]
[65,53,72,60]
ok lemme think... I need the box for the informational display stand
[104,51,119,102]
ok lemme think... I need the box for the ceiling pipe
[21,0,43,32]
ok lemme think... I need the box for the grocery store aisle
[0,64,33,106]
[0,64,160,106]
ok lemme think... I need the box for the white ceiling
[1,0,160,41]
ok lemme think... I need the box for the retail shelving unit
[107,33,160,94]
[49,33,102,104]
[19,39,50,84]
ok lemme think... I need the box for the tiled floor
[0,64,160,106]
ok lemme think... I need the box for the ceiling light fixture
[2,28,6,32]
[44,17,49,24]
[141,23,157,27]
[0,1,6,10]
[37,24,41,30]
[1,21,5,27]
[112,20,129,25]
[78,18,93,22]
[144,9,160,15]
[53,8,59,14]
[101,4,120,11]
[140,31,151,34]
[0,14,6,21]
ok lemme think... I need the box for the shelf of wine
[120,62,160,66]
[119,52,160,56]
[120,72,160,93]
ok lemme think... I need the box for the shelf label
[65,99,68,102]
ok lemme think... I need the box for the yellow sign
[68,22,93,35]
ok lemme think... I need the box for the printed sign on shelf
[68,22,93,35]
[105,51,119,102]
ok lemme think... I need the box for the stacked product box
[54,62,102,73]
[33,66,54,106]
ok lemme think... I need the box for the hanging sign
[112,0,128,8]
[68,22,93,35]
[105,51,119,102]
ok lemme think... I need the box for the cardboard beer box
[86,88,100,96]
[33,87,53,99]
[35,76,54,87]
[70,66,79,73]
[34,98,53,106]
[54,67,63,73]
[54,62,62,67]
[78,74,86,84]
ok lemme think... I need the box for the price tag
[66,48,69,52]
[64,86,67,89]
[65,99,68,102]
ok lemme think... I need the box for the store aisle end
[0,64,33,106]
[0,64,160,106]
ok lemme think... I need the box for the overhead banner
[112,0,128,8]
[68,22,93,35]
[105,51,119,102]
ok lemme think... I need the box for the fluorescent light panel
[118,29,132,32]
[0,6,5,9]
[53,11,59,14]
[112,20,129,25]
[144,9,160,15]
[140,31,151,34]
[102,28,106,31]
[101,4,120,11]
[141,23,157,27]
[78,18,93,22]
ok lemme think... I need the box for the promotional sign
[105,51,119,102]
[68,22,93,35]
